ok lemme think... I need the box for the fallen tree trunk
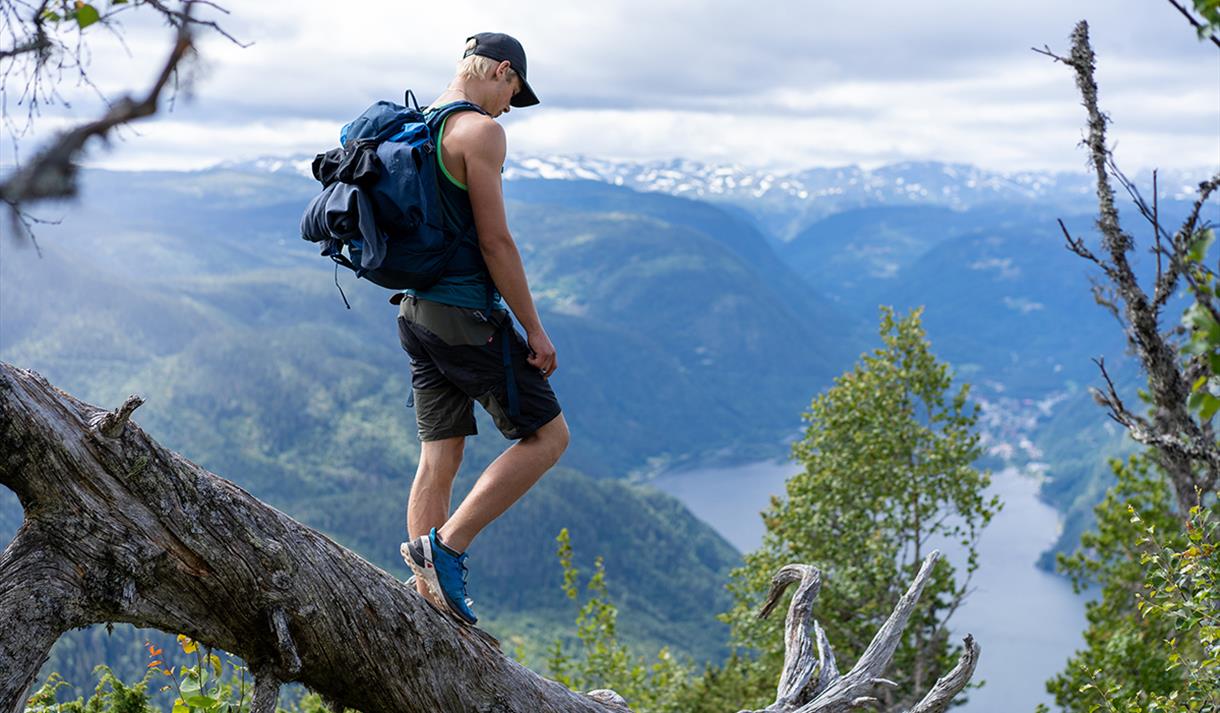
[0,363,619,713]
[0,363,978,712]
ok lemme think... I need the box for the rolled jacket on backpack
[300,182,388,274]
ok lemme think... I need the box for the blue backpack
[301,91,488,298]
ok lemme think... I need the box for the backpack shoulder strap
[424,100,489,131]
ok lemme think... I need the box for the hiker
[398,33,569,626]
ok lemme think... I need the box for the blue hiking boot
[402,528,478,624]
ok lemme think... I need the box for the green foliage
[1046,455,1192,710]
[1128,500,1220,710]
[546,528,694,713]
[1191,0,1220,37]
[723,306,999,711]
[1179,228,1220,421]
[1046,455,1218,712]
[656,652,776,713]
[25,667,156,713]
[148,636,251,713]
[25,636,364,713]
[37,1,102,29]
[25,634,291,713]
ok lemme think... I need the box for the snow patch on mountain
[213,153,1210,237]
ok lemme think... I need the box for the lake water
[651,460,1087,712]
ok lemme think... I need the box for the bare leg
[408,436,464,598]
[438,413,569,552]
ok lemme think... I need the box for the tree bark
[0,362,978,712]
[0,363,617,713]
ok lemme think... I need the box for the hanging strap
[333,262,351,310]
[501,320,520,418]
[485,281,520,418]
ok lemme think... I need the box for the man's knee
[532,413,569,464]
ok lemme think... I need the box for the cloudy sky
[4,0,1219,174]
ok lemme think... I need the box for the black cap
[464,32,539,108]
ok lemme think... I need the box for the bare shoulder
[445,111,505,162]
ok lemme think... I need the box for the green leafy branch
[148,635,249,713]
[547,528,692,713]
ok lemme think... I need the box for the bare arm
[462,118,557,376]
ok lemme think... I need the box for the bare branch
[1043,21,1218,511]
[1108,161,1174,248]
[141,0,251,48]
[0,16,194,208]
[1154,170,1163,292]
[0,31,48,60]
[88,394,144,438]
[1091,356,1220,489]
[1030,44,1069,63]
[1101,161,1196,309]
[1177,175,1220,253]
[0,0,49,61]
[1089,356,1148,430]
[1166,177,1220,320]
[801,553,944,711]
[743,553,977,713]
[1089,278,1122,324]
[1060,218,1108,271]
[906,636,981,713]
[1,0,250,232]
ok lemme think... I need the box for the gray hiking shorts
[395,295,562,442]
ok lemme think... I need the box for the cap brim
[511,78,540,108]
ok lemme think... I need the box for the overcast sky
[4,0,1219,174]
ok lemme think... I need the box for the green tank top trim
[436,117,468,191]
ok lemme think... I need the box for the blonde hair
[455,39,519,82]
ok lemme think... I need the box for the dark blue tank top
[405,105,503,311]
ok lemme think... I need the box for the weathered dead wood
[1037,21,1220,513]
[249,672,281,713]
[906,634,979,713]
[88,394,144,438]
[0,362,624,713]
[744,553,978,713]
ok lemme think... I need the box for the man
[398,33,569,626]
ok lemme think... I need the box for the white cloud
[970,258,1021,279]
[3,0,1216,174]
[1003,297,1046,314]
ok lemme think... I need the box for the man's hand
[526,328,557,378]
[453,111,556,378]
